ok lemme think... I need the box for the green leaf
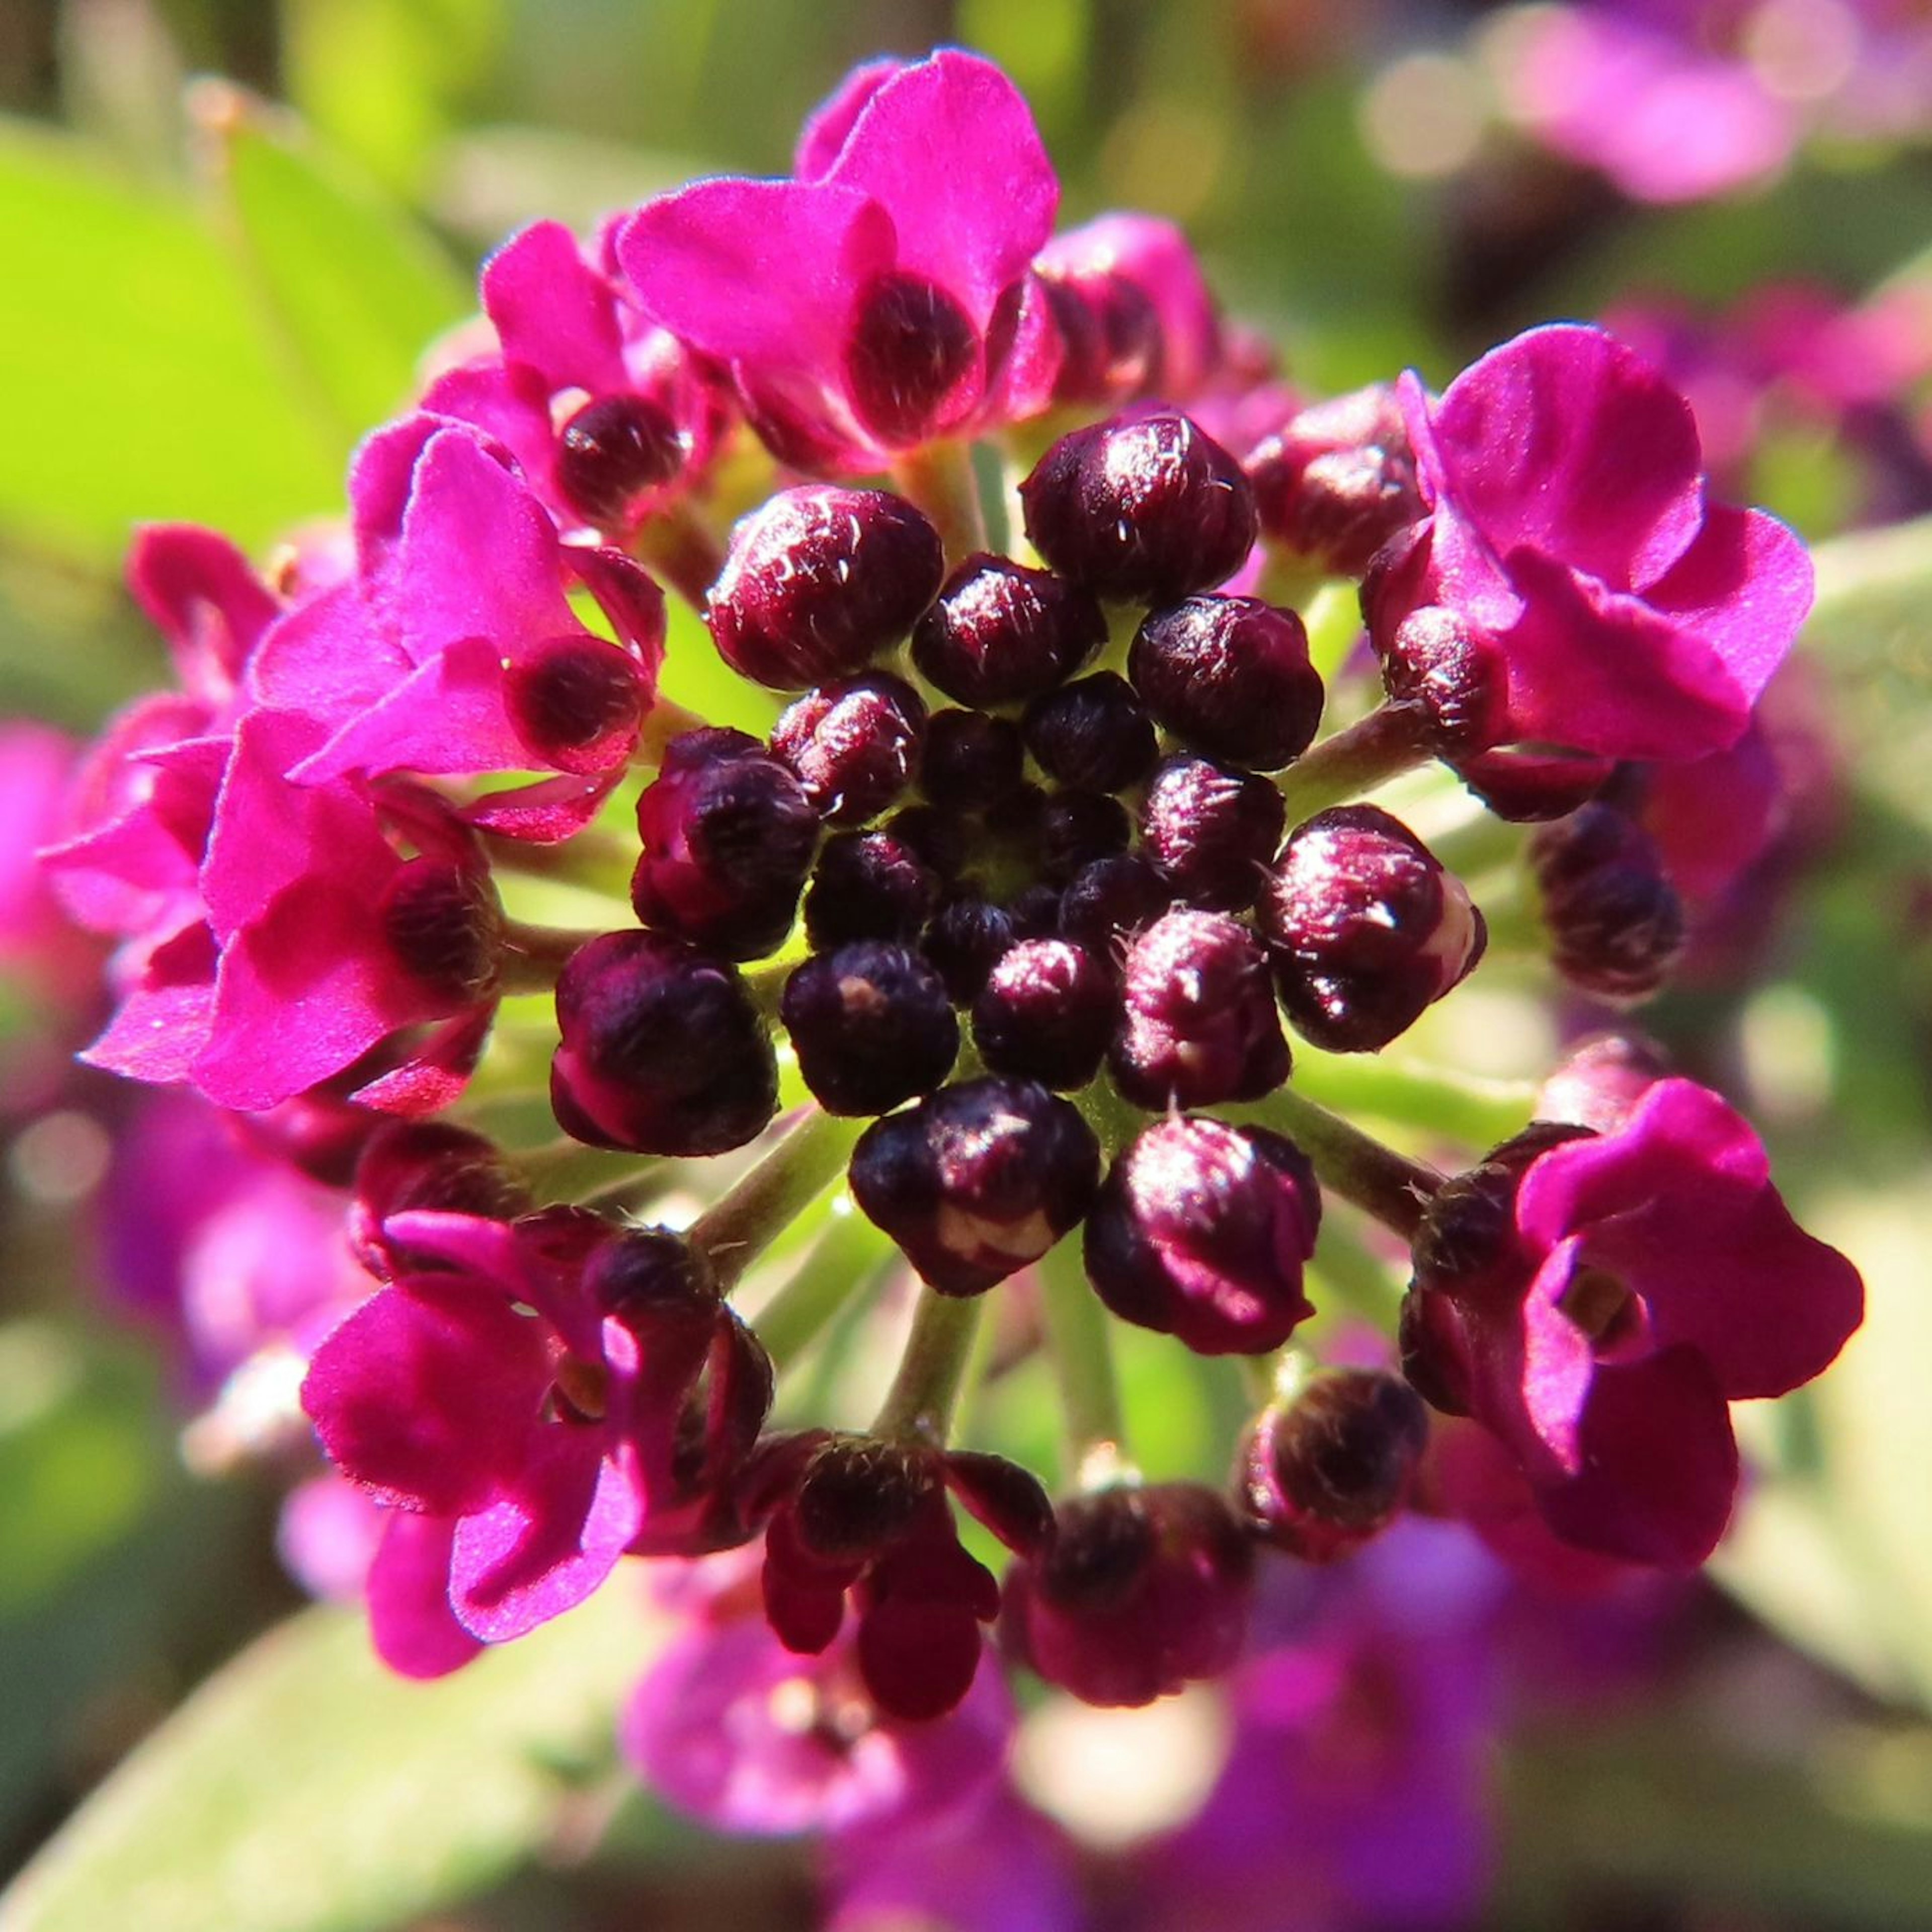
[0,119,342,564]
[2,1587,654,1932]
[198,85,474,445]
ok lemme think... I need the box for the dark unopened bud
[803,830,940,950]
[849,1076,1101,1295]
[631,729,819,958]
[912,554,1107,708]
[972,938,1116,1091]
[919,708,1027,813]
[555,392,686,528]
[1023,672,1159,794]
[707,485,945,690]
[1530,804,1686,1004]
[1260,805,1485,1053]
[886,802,972,883]
[583,1225,715,1325]
[1455,746,1614,823]
[1247,384,1422,577]
[1111,908,1289,1109]
[1130,596,1324,770]
[379,858,500,1002]
[1001,1483,1254,1707]
[551,930,777,1156]
[793,1434,938,1560]
[922,895,1017,1004]
[504,632,650,774]
[844,271,980,448]
[771,673,927,825]
[1240,1368,1428,1559]
[1139,754,1286,913]
[780,942,959,1116]
[1084,1116,1319,1354]
[1377,604,1507,757]
[1020,413,1258,606]
[349,1121,531,1279]
[1059,853,1169,962]
[1039,789,1132,884]
[1039,266,1163,405]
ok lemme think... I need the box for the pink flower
[617,51,1060,470]
[302,1213,770,1669]
[1371,324,1813,764]
[1404,1081,1863,1565]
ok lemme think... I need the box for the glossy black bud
[972,938,1116,1091]
[780,942,959,1116]
[912,554,1107,708]
[1023,672,1159,794]
[1139,754,1285,913]
[771,673,927,825]
[1130,595,1324,770]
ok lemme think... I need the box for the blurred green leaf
[198,85,473,445]
[0,119,342,565]
[2,1586,653,1932]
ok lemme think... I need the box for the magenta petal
[448,1437,640,1641]
[193,875,432,1110]
[794,58,906,179]
[128,524,278,698]
[346,414,445,560]
[481,219,627,394]
[1418,325,1707,589]
[248,580,408,728]
[366,1512,485,1679]
[1510,1236,1598,1473]
[302,1277,547,1513]
[293,638,528,783]
[569,546,668,680]
[459,769,623,843]
[1641,503,1811,710]
[825,51,1057,323]
[618,178,897,375]
[350,1003,495,1116]
[1496,548,1754,759]
[82,921,218,1083]
[1519,1081,1863,1398]
[421,362,562,510]
[1535,1348,1738,1567]
[393,431,575,664]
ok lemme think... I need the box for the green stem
[1274,700,1435,828]
[636,500,726,609]
[891,439,987,561]
[1038,1232,1133,1488]
[495,918,599,994]
[1227,1082,1442,1241]
[513,1137,666,1208]
[872,1288,985,1447]
[1287,1048,1537,1153]
[752,1204,895,1371]
[686,1107,866,1292]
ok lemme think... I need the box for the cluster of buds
[30,46,1861,1792]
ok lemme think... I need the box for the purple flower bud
[632,729,820,959]
[378,857,502,1002]
[803,830,940,950]
[885,802,972,883]
[1260,805,1485,1053]
[791,1434,938,1562]
[771,673,928,826]
[1110,908,1289,1108]
[1373,601,1507,757]
[781,941,960,1116]
[1129,595,1324,770]
[1001,1483,1254,1707]
[1019,413,1258,606]
[551,930,777,1156]
[972,938,1115,1090]
[1023,672,1158,794]
[844,271,982,447]
[1038,265,1163,405]
[349,1121,532,1281]
[582,1224,716,1325]
[1239,1367,1428,1560]
[922,895,1017,1003]
[1530,804,1686,1004]
[504,633,651,775]
[1083,1116,1319,1354]
[1454,745,1616,824]
[849,1076,1101,1295]
[1038,788,1132,884]
[1247,384,1422,577]
[1059,852,1169,963]
[912,554,1107,708]
[707,486,945,690]
[554,393,687,529]
[919,709,1026,813]
[1008,881,1065,941]
[1138,754,1286,913]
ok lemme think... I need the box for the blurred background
[4,2,1932,1927]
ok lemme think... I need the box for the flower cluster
[29,40,1860,1853]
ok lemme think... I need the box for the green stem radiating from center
[872,1287,985,1448]
[686,1106,866,1292]
[891,438,988,562]
[1038,1232,1132,1488]
[1273,700,1435,829]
